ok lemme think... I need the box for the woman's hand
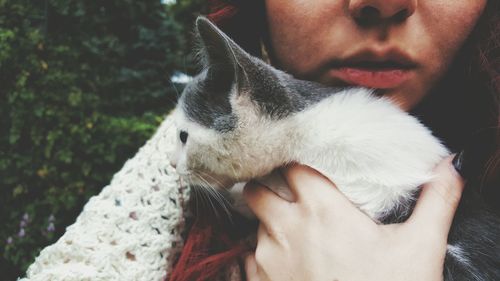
[243,155,464,281]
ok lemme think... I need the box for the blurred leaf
[0,0,207,278]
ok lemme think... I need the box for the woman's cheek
[420,1,486,73]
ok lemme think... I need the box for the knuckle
[430,168,464,206]
[299,199,325,218]
[254,244,266,263]
[434,180,462,207]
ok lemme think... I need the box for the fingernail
[452,150,465,178]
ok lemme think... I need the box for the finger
[280,164,333,202]
[282,164,346,206]
[255,169,295,202]
[407,154,465,237]
[281,164,375,224]
[243,181,292,226]
[245,253,262,281]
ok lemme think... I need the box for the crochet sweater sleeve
[18,116,191,281]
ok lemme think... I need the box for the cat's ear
[195,17,251,91]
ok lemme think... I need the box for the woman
[173,0,499,280]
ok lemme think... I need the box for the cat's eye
[180,131,188,144]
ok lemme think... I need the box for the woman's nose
[349,0,417,24]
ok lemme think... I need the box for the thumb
[408,154,465,237]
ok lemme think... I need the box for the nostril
[393,9,409,23]
[350,0,416,25]
[354,6,381,25]
[360,6,380,19]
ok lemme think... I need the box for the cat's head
[170,17,296,189]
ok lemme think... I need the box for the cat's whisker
[198,173,234,221]
[183,176,204,215]
[193,174,223,219]
[186,178,214,220]
[206,188,232,221]
[196,171,231,197]
[190,184,200,217]
[197,172,232,203]
[194,173,233,221]
[228,162,239,181]
[207,187,232,214]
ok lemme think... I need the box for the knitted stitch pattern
[19,116,191,281]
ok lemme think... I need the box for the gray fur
[181,74,237,132]
[181,17,345,132]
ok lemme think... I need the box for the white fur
[172,89,449,221]
[291,90,449,219]
[446,244,485,281]
[447,244,471,267]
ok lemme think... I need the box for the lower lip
[329,67,412,89]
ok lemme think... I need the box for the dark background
[0,0,205,279]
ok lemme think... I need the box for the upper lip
[330,48,418,70]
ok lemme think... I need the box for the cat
[169,17,500,281]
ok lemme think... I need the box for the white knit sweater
[19,117,195,281]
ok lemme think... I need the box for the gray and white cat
[170,17,500,280]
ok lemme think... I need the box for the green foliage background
[0,0,205,279]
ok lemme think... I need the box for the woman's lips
[329,67,412,89]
